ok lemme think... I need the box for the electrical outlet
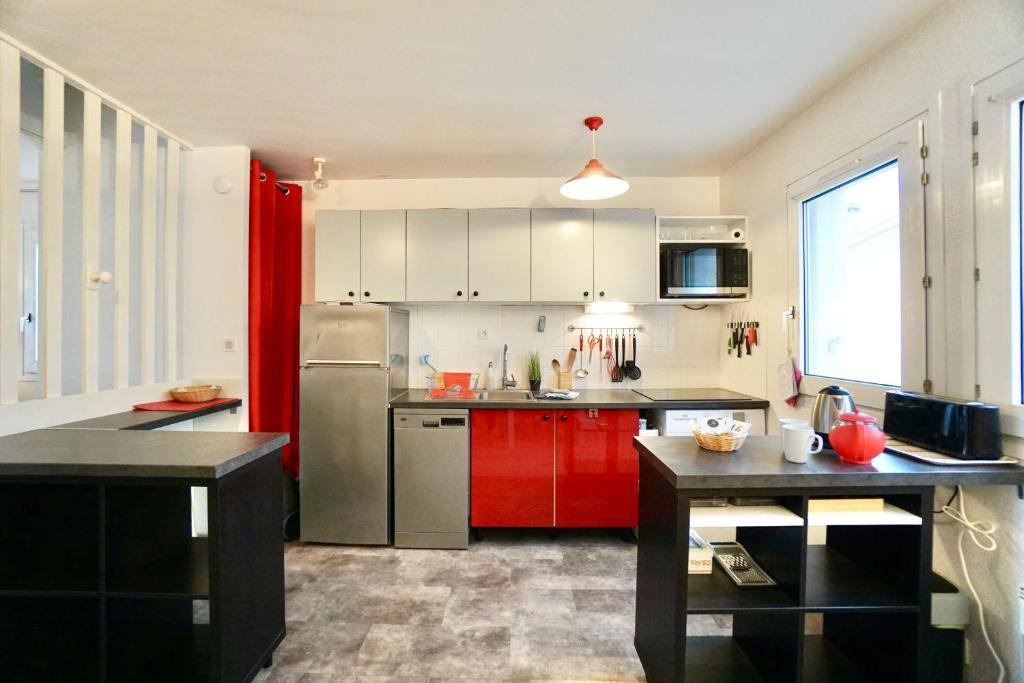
[477,328,489,340]
[223,338,237,352]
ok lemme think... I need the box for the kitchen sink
[424,389,535,401]
[475,390,535,401]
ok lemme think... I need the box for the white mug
[778,418,810,448]
[782,424,823,464]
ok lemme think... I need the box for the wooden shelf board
[803,546,917,611]
[684,636,767,682]
[690,504,803,528]
[807,502,922,527]
[687,564,797,613]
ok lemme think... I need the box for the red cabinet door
[471,409,555,527]
[555,409,639,528]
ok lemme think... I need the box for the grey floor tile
[265,533,653,681]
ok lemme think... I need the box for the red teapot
[829,411,886,464]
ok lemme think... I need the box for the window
[973,58,1024,414]
[802,161,901,386]
[19,58,43,400]
[788,117,928,408]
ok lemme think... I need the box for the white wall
[720,0,1024,679]
[294,176,725,389]
[407,303,722,391]
[180,145,251,429]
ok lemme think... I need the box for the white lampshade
[560,158,630,200]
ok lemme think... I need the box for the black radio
[882,390,1001,460]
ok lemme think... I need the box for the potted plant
[527,351,542,393]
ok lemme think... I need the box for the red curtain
[248,160,302,477]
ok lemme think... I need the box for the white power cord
[940,486,1005,682]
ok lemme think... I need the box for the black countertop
[52,398,243,431]
[390,388,769,410]
[636,435,1024,490]
[0,429,288,480]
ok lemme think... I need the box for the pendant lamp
[560,116,629,200]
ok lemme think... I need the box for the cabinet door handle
[560,414,568,421]
[456,290,463,297]
[472,291,479,297]
[364,291,371,297]
[583,291,590,298]
[599,291,605,297]
[543,415,551,421]
[348,291,355,297]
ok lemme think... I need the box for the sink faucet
[502,344,517,389]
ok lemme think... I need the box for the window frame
[787,117,929,409]
[973,57,1024,435]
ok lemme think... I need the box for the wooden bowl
[170,384,222,403]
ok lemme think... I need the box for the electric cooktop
[632,388,758,402]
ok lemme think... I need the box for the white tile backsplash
[406,304,724,390]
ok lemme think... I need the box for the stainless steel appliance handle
[306,359,382,367]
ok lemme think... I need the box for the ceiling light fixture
[560,116,629,201]
[312,157,329,191]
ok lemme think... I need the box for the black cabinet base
[0,449,286,682]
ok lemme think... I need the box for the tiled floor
[253,529,729,682]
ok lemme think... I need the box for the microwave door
[667,248,730,295]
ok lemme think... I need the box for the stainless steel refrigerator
[299,304,409,545]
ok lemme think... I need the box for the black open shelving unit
[0,452,284,682]
[635,462,932,682]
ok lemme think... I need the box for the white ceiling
[1,1,942,179]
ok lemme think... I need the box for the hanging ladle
[575,332,589,379]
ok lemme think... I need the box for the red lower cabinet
[555,409,639,528]
[470,408,638,529]
[470,409,555,527]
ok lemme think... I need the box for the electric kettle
[810,385,856,446]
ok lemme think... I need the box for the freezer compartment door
[299,366,390,545]
[300,304,392,367]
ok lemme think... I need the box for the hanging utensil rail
[566,325,645,334]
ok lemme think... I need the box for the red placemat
[133,397,238,412]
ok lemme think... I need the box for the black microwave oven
[659,244,749,298]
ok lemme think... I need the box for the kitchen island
[0,425,288,682]
[633,435,1024,683]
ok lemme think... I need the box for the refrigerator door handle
[305,359,383,367]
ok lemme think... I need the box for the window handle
[19,312,33,332]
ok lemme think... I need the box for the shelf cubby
[687,563,797,613]
[684,612,801,683]
[106,597,210,682]
[803,545,917,611]
[105,484,209,598]
[0,483,101,592]
[802,635,872,682]
[809,611,920,682]
[684,636,766,682]
[0,595,101,680]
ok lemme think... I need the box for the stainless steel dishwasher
[393,409,469,549]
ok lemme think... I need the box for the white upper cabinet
[406,209,468,302]
[531,209,594,302]
[594,208,657,303]
[314,210,360,302]
[468,209,531,302]
[360,210,406,302]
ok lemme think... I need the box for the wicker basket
[692,427,747,452]
[170,384,222,403]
